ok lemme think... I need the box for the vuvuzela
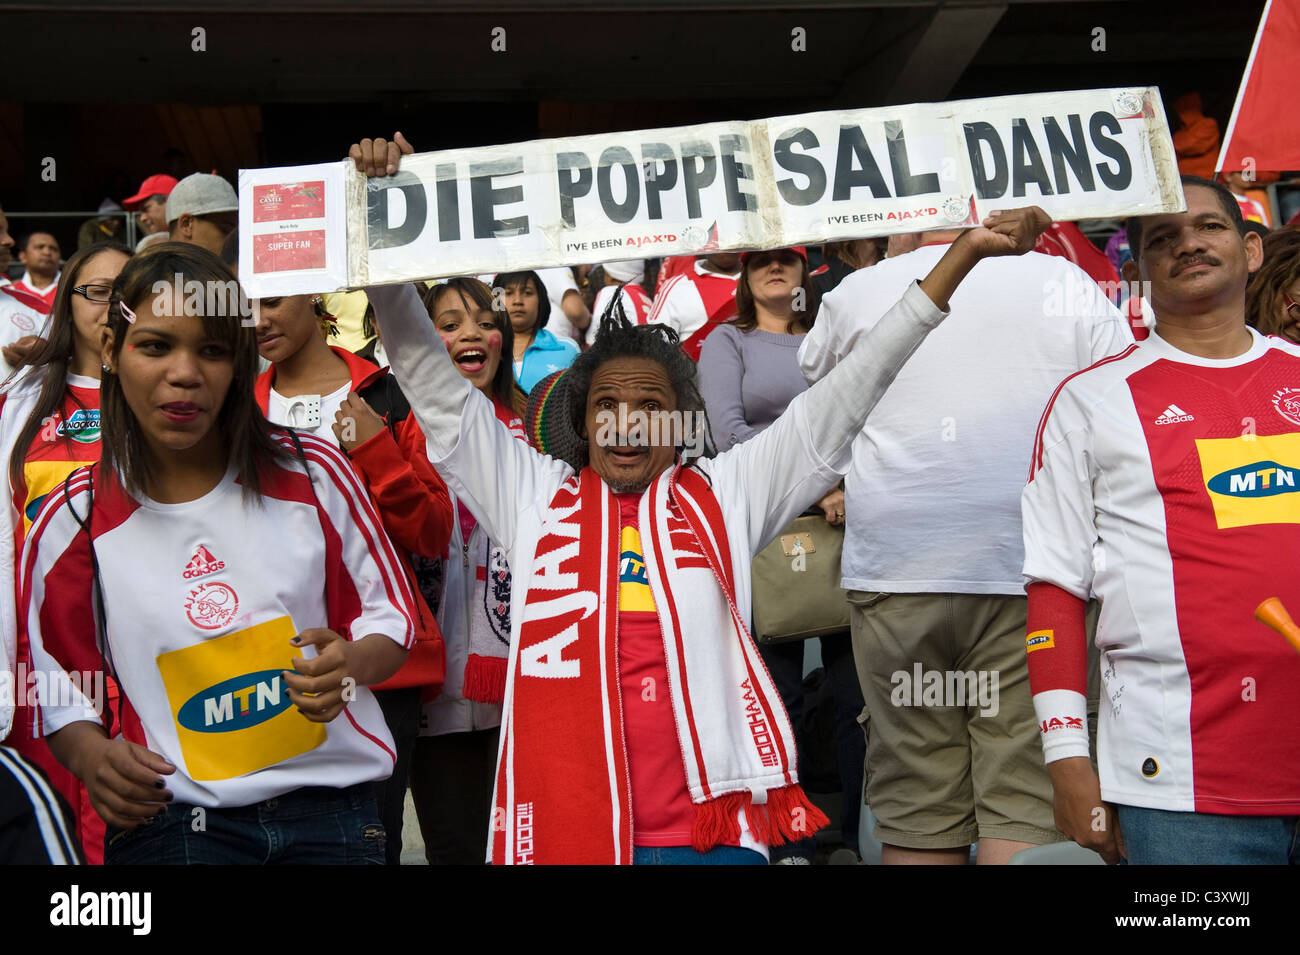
[1254,597,1300,656]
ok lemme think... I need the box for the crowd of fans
[0,129,1297,866]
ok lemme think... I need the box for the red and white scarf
[490,465,827,864]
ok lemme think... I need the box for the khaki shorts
[848,591,1076,850]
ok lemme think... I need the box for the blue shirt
[515,327,580,395]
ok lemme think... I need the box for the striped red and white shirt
[21,432,417,808]
[586,282,653,346]
[9,272,58,311]
[646,261,738,360]
[1023,328,1300,815]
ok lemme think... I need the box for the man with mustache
[1022,175,1300,865]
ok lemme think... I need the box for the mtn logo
[1154,404,1194,425]
[183,544,226,580]
[1207,461,1300,498]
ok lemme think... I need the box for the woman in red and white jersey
[251,287,452,864]
[0,240,130,864]
[408,277,528,863]
[22,243,416,864]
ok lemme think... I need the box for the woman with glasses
[1247,227,1300,342]
[0,240,130,864]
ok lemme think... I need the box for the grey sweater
[698,323,808,450]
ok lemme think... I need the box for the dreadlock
[564,287,715,471]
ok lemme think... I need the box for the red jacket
[256,346,452,693]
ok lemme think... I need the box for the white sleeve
[713,280,948,552]
[539,267,581,344]
[291,435,417,650]
[542,266,579,297]
[1088,308,1134,366]
[1020,387,1098,599]
[365,283,569,553]
[21,484,103,736]
[645,276,690,337]
[1071,267,1134,365]
[797,286,847,384]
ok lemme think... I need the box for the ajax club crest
[185,581,239,630]
[1272,387,1300,427]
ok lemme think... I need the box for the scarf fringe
[690,784,830,853]
[463,654,508,704]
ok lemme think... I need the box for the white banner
[238,86,1183,297]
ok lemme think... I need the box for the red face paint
[438,331,456,352]
[486,331,502,353]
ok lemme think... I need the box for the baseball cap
[166,173,238,225]
[739,246,808,267]
[122,174,179,210]
[602,259,644,284]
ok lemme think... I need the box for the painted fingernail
[164,792,174,802]
[154,780,164,789]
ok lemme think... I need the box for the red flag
[1217,0,1300,174]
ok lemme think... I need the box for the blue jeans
[634,845,767,865]
[105,782,386,865]
[1116,805,1300,865]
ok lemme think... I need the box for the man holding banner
[349,133,1057,864]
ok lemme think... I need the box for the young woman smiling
[409,278,528,863]
[23,244,416,864]
[252,290,452,864]
[0,240,131,864]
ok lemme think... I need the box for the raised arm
[363,282,566,553]
[716,208,1052,551]
[349,134,570,552]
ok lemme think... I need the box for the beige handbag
[750,512,850,644]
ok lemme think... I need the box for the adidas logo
[183,544,227,579]
[1155,404,1195,425]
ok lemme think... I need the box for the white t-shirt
[24,433,417,808]
[799,245,1133,594]
[533,267,582,344]
[266,381,351,440]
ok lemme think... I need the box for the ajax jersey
[22,433,417,808]
[1023,329,1300,815]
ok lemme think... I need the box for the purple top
[698,322,809,449]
